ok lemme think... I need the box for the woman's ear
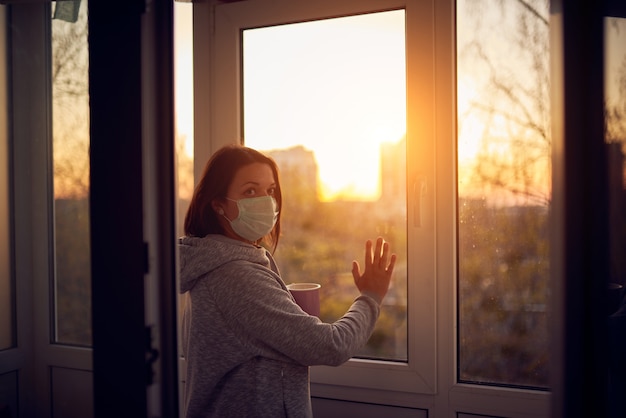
[211,199,225,215]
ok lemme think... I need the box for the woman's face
[226,162,277,201]
[213,162,277,241]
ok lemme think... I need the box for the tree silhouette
[605,20,626,146]
[604,18,626,290]
[459,0,551,206]
[457,0,552,388]
[52,3,89,199]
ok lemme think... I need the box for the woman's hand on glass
[351,237,397,305]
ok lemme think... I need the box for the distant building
[264,140,407,213]
[265,145,319,201]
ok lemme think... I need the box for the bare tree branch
[514,0,549,27]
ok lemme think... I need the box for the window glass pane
[52,1,91,346]
[457,0,550,388]
[604,16,626,309]
[243,10,408,361]
[175,2,194,238]
[605,16,626,412]
[0,4,14,350]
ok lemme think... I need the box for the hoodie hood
[179,234,273,293]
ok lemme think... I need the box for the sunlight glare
[243,11,406,201]
[457,76,482,164]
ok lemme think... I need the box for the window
[175,1,194,239]
[51,1,91,346]
[604,16,626,305]
[196,0,550,414]
[202,0,440,397]
[605,14,626,416]
[242,10,408,361]
[456,0,551,389]
[2,3,94,416]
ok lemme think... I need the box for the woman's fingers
[386,253,397,275]
[380,241,391,268]
[351,260,361,282]
[364,239,373,268]
[352,237,397,303]
[372,237,383,266]
[357,237,396,277]
[371,237,395,271]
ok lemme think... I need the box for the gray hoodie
[179,234,380,418]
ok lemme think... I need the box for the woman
[180,144,396,418]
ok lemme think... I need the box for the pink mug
[287,283,321,317]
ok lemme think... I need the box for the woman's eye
[244,188,256,196]
[268,187,276,196]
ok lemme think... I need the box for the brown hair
[184,144,282,252]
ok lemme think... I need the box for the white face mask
[223,196,279,242]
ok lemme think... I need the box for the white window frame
[193,0,551,415]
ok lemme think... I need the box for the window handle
[414,176,427,227]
